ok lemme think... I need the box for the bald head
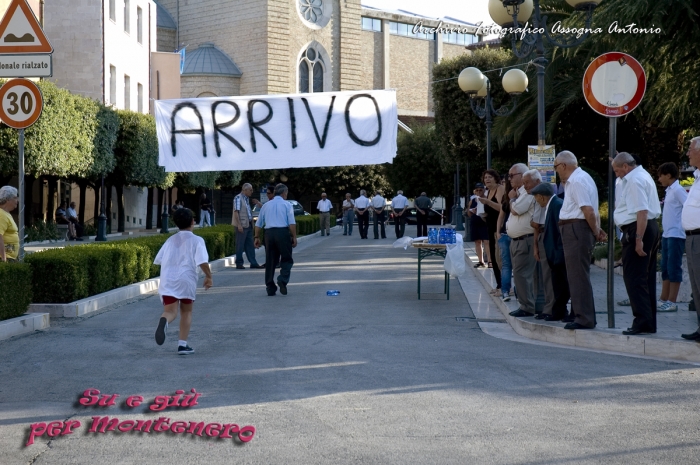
[555,150,578,182]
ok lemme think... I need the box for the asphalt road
[2,231,700,464]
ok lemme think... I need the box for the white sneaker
[502,293,511,302]
[658,301,678,312]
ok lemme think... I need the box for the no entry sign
[582,52,646,118]
[0,77,43,128]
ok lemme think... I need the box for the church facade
[155,0,482,121]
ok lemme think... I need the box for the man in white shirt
[555,151,607,330]
[391,190,409,238]
[680,137,700,341]
[657,163,688,312]
[505,163,537,317]
[342,193,355,236]
[354,190,371,239]
[316,192,332,236]
[67,202,84,239]
[371,191,387,239]
[612,152,662,335]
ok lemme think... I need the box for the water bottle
[428,228,436,244]
[450,229,456,244]
[326,290,340,296]
[438,228,446,244]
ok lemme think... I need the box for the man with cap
[531,182,570,321]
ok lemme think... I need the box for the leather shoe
[267,290,276,296]
[543,314,564,322]
[622,327,652,336]
[681,332,700,341]
[250,264,265,269]
[509,309,534,318]
[235,265,246,269]
[279,282,287,295]
[564,322,594,330]
[534,313,547,320]
[562,313,575,323]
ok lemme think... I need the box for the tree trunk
[78,180,87,223]
[106,183,112,232]
[156,188,163,228]
[24,175,34,228]
[92,182,100,225]
[46,177,56,224]
[116,184,125,232]
[146,187,154,229]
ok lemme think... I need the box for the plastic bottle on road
[327,290,340,296]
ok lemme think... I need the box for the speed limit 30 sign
[0,78,42,129]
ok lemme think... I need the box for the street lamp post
[95,175,107,241]
[488,0,602,145]
[458,67,529,170]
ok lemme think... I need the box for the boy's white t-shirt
[154,231,209,300]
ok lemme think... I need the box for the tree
[385,125,452,198]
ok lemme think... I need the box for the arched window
[298,45,325,93]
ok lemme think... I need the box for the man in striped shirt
[233,183,264,270]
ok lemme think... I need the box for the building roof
[182,43,242,77]
[360,1,480,29]
[154,1,177,30]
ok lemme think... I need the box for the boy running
[154,208,213,354]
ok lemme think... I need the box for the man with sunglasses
[555,151,607,330]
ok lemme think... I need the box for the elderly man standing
[506,163,537,318]
[254,184,297,296]
[342,193,355,236]
[233,183,264,270]
[681,137,700,341]
[317,192,332,236]
[354,190,371,239]
[555,151,607,330]
[391,190,409,239]
[522,169,554,319]
[531,183,570,321]
[414,192,432,238]
[371,190,387,239]
[613,152,661,335]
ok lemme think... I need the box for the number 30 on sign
[0,78,43,129]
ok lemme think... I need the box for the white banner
[155,89,398,172]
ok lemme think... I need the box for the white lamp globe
[458,67,485,95]
[502,69,528,95]
[488,0,534,27]
[565,0,602,10]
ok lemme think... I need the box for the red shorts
[162,296,194,305]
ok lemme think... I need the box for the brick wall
[157,27,176,52]
[359,30,383,91]
[390,35,435,114]
[180,75,240,98]
[442,43,469,61]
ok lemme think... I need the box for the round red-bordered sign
[582,52,646,118]
[0,78,43,129]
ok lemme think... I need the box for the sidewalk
[463,240,700,363]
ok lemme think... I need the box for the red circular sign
[0,78,43,129]
[582,52,646,118]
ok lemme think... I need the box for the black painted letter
[287,98,297,149]
[171,103,206,157]
[344,94,382,147]
[212,101,245,156]
[302,96,335,148]
[247,100,277,153]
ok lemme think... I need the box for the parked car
[390,208,446,226]
[252,200,306,223]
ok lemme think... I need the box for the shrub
[0,262,33,321]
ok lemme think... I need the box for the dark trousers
[373,211,386,239]
[488,227,501,288]
[548,260,571,318]
[394,209,406,238]
[235,226,259,266]
[621,220,660,332]
[416,212,429,237]
[560,220,596,328]
[69,218,84,237]
[357,212,369,239]
[264,228,293,292]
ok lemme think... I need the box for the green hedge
[0,262,33,321]
[26,225,237,303]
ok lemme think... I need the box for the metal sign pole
[607,117,617,328]
[18,128,25,261]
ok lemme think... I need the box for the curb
[0,313,50,341]
[466,251,700,364]
[27,255,237,319]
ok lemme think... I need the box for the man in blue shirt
[254,184,297,296]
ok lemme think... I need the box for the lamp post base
[160,210,169,234]
[95,213,107,241]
